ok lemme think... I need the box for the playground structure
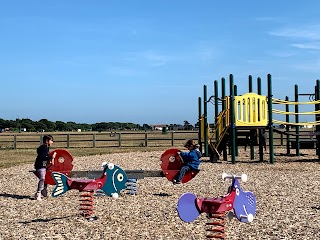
[177,173,256,239]
[198,74,320,163]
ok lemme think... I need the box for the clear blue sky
[1,1,319,125]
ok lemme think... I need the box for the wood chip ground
[0,148,319,239]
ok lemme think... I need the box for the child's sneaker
[34,192,42,201]
[41,188,48,197]
[173,180,182,185]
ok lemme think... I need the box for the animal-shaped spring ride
[32,149,127,220]
[51,161,127,220]
[177,173,256,239]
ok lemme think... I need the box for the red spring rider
[176,173,256,239]
[160,148,200,184]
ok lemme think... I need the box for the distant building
[150,124,167,131]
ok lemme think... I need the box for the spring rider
[176,173,256,239]
[160,148,200,183]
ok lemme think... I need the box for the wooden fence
[0,129,316,150]
[0,131,198,149]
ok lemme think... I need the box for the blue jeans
[176,165,192,182]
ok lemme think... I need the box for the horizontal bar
[298,93,315,96]
[70,170,164,179]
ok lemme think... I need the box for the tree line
[0,118,197,132]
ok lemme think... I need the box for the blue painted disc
[176,192,200,222]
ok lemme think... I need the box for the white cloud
[142,51,169,66]
[104,66,143,77]
[266,50,296,58]
[293,60,320,73]
[255,17,283,22]
[269,24,320,40]
[122,50,183,67]
[291,43,320,50]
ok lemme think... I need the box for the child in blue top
[173,139,202,184]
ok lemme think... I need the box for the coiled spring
[79,190,94,219]
[206,212,226,239]
[126,179,138,195]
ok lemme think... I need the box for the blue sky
[1,1,320,125]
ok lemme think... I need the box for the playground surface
[0,149,319,239]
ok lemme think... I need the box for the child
[173,139,202,184]
[33,135,56,200]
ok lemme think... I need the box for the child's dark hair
[43,135,54,143]
[184,139,200,149]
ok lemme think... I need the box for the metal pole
[222,78,226,125]
[257,77,263,161]
[221,78,227,161]
[214,80,219,143]
[295,85,300,156]
[286,96,290,155]
[316,80,320,160]
[249,75,254,160]
[230,74,236,164]
[234,84,238,157]
[198,97,202,153]
[267,74,274,164]
[204,85,209,157]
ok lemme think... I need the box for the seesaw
[32,148,198,184]
[30,148,200,219]
[176,173,256,239]
[71,148,199,183]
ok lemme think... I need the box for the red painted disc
[160,148,199,183]
[45,149,74,185]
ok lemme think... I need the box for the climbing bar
[273,119,320,126]
[273,128,320,136]
[272,109,320,115]
[272,98,320,105]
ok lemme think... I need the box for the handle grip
[222,173,247,182]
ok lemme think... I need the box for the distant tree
[92,122,108,131]
[78,123,92,131]
[19,118,35,132]
[66,121,78,131]
[183,120,193,130]
[39,119,55,131]
[55,121,67,131]
[34,122,47,132]
[0,118,7,129]
[142,124,152,130]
